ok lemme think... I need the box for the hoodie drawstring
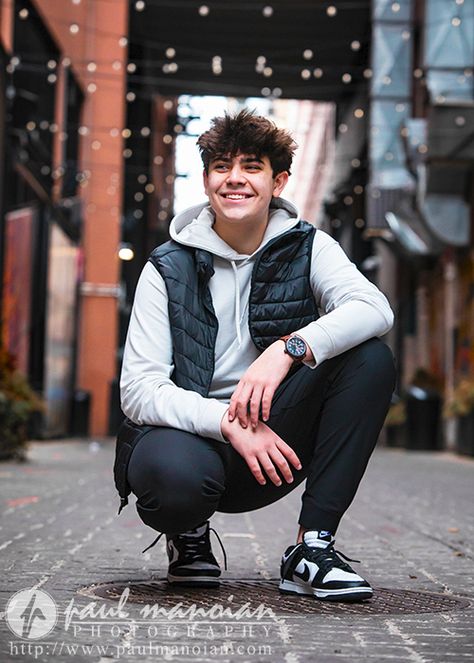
[231,261,242,348]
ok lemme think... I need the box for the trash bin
[405,385,441,450]
[70,390,91,437]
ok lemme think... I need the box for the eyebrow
[213,155,264,164]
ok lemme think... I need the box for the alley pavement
[0,438,473,662]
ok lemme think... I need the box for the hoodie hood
[169,197,300,260]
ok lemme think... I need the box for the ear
[203,168,209,195]
[272,171,289,198]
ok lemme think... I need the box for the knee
[351,338,396,392]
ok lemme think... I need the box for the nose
[226,164,245,185]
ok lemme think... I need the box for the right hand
[221,412,302,486]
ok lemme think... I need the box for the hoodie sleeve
[295,230,394,367]
[120,262,229,442]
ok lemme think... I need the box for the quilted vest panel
[149,221,319,396]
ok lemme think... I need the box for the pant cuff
[298,504,343,534]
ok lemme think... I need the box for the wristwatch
[280,334,307,362]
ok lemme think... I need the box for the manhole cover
[79,579,470,615]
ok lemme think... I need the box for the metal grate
[79,579,470,615]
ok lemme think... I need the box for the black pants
[126,338,395,536]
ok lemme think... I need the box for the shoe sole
[279,579,373,601]
[167,573,220,588]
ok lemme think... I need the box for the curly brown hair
[197,109,297,176]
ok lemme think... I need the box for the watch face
[286,336,306,359]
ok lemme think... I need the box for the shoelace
[304,542,360,576]
[142,525,228,570]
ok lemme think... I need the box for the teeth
[225,194,248,199]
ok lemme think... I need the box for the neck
[213,217,268,254]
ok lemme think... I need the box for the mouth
[220,193,253,200]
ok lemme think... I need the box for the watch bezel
[284,335,307,361]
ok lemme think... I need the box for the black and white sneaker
[279,531,373,601]
[166,522,226,587]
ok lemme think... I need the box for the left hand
[228,340,294,430]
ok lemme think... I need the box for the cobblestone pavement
[0,439,473,662]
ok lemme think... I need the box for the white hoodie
[120,198,394,442]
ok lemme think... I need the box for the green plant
[443,376,474,418]
[0,345,43,461]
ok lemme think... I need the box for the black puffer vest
[148,220,319,396]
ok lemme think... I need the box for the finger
[228,382,243,421]
[235,383,253,428]
[257,452,282,487]
[275,439,302,470]
[268,447,294,483]
[245,457,266,485]
[261,385,276,422]
[249,386,264,429]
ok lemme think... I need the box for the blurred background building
[0,0,473,453]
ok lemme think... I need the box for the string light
[112,60,122,71]
[263,66,273,77]
[301,69,311,80]
[451,17,461,27]
[87,62,97,72]
[326,6,337,17]
[262,6,274,17]
[19,8,29,19]
[354,108,364,118]
[119,245,134,261]
[342,73,351,83]
[137,174,147,183]
[313,68,323,78]
[303,49,313,60]
[119,37,128,47]
[391,2,400,12]
[350,41,360,51]
[69,23,79,34]
[135,1,146,11]
[198,5,209,16]
[166,48,176,59]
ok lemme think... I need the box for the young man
[115,110,396,602]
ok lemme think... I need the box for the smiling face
[203,153,288,234]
